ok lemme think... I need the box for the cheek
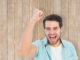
[55,30,61,34]
[45,30,49,35]
[56,31,61,36]
[45,31,48,35]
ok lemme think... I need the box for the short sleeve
[32,40,41,57]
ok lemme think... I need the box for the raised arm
[20,9,44,57]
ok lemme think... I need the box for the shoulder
[32,37,47,46]
[62,40,76,54]
[32,40,45,47]
[62,40,74,48]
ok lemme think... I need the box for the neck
[50,40,62,47]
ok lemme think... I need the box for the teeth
[51,36,56,37]
[51,36,55,38]
[50,36,56,38]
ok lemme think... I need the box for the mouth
[49,35,57,42]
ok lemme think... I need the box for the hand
[32,9,44,22]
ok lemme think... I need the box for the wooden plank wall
[0,0,80,60]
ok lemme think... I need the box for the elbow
[20,49,25,56]
[20,49,30,56]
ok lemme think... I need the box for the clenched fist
[31,9,44,22]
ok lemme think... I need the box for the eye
[45,27,50,30]
[54,27,58,30]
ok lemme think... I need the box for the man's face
[44,20,63,45]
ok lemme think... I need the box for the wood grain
[0,0,80,60]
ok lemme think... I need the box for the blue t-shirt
[32,37,78,60]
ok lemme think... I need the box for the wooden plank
[68,0,79,59]
[0,0,8,60]
[75,0,80,59]
[68,0,77,45]
[14,0,22,60]
[7,0,15,60]
[52,0,62,15]
[61,0,69,40]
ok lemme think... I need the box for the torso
[50,44,62,60]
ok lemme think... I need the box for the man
[20,9,78,60]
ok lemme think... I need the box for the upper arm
[28,45,37,57]
[28,40,41,57]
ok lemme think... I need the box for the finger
[39,12,44,17]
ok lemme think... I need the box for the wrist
[29,18,37,26]
[30,17,38,24]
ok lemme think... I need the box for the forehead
[45,20,59,27]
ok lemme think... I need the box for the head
[43,14,63,46]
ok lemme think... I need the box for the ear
[60,27,63,33]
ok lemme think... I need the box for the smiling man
[43,16,63,47]
[20,9,78,60]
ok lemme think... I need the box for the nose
[49,30,55,34]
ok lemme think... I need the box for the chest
[50,45,62,60]
[35,45,72,60]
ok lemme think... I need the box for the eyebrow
[54,27,58,28]
[45,26,58,28]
